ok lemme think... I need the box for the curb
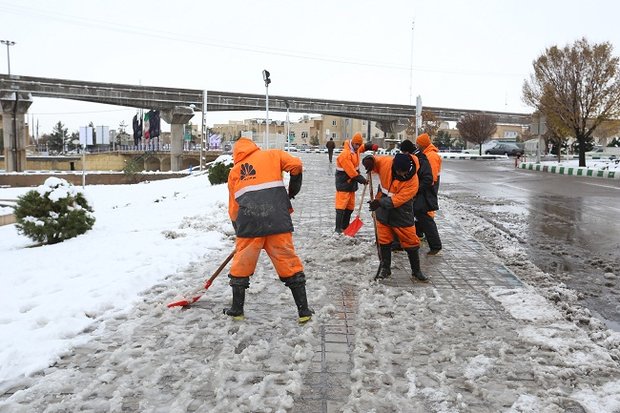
[440,153,506,160]
[519,162,619,179]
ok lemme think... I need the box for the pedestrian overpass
[0,74,532,172]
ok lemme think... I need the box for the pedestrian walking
[326,137,336,163]
[362,152,428,281]
[401,134,442,255]
[334,132,377,233]
[226,137,313,323]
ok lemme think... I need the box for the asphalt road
[440,158,620,330]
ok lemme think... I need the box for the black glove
[353,174,368,185]
[368,199,381,211]
[288,173,302,199]
[362,156,375,173]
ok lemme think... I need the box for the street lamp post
[262,70,271,148]
[284,99,290,151]
[415,95,422,140]
[1,40,16,75]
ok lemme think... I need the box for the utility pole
[409,20,414,106]
[201,90,207,170]
[1,40,16,74]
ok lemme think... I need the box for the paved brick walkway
[290,154,527,412]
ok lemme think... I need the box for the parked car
[585,146,604,158]
[485,143,523,156]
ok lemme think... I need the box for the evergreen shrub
[14,177,96,245]
[208,160,233,185]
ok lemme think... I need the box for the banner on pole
[79,127,93,146]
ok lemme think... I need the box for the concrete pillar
[161,106,195,171]
[375,118,409,136]
[1,92,33,172]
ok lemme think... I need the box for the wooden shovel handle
[355,180,368,216]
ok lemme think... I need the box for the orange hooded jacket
[228,138,302,238]
[369,154,420,227]
[423,143,442,184]
[335,139,368,192]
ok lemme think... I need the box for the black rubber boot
[283,272,314,323]
[223,276,249,319]
[342,209,354,230]
[405,247,428,282]
[335,209,345,233]
[377,244,392,278]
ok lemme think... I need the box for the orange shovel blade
[343,216,363,237]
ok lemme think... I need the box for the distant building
[211,115,383,149]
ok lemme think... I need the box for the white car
[376,148,400,156]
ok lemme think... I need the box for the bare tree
[406,110,441,139]
[456,113,497,155]
[523,37,620,167]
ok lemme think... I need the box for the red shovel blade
[343,216,363,237]
[167,295,201,308]
[167,279,215,308]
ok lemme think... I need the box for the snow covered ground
[539,157,620,172]
[1,153,620,412]
[0,170,233,389]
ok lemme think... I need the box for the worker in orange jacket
[362,153,428,281]
[404,134,443,255]
[334,132,377,233]
[226,137,312,323]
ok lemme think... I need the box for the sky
[2,0,620,136]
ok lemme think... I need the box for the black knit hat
[393,153,413,173]
[399,139,415,154]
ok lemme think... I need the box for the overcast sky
[2,0,620,135]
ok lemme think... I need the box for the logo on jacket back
[240,163,257,180]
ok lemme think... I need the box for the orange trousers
[376,221,420,248]
[230,232,304,278]
[335,190,356,210]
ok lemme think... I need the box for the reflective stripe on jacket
[371,154,419,227]
[228,138,302,237]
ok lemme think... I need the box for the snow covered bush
[14,177,96,245]
[208,159,233,185]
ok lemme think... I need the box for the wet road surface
[441,158,620,330]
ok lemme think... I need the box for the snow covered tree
[208,159,233,185]
[14,177,95,245]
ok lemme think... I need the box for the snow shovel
[343,180,368,237]
[167,249,235,308]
